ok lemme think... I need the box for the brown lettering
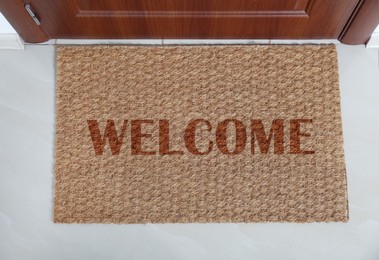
[131,120,156,155]
[290,119,315,154]
[159,120,183,155]
[251,119,284,154]
[216,119,247,155]
[184,119,213,155]
[87,118,315,156]
[87,120,128,155]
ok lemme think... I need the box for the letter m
[87,120,128,155]
[251,119,284,154]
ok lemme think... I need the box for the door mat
[54,45,348,223]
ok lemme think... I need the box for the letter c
[184,119,213,155]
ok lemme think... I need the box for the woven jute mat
[54,45,348,223]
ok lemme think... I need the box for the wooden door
[0,0,369,43]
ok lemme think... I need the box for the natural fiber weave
[54,45,348,223]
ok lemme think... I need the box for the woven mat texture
[54,45,348,223]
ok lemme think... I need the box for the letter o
[216,119,247,155]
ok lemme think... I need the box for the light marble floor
[0,44,379,260]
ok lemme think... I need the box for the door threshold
[30,39,342,45]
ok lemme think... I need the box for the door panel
[16,0,361,42]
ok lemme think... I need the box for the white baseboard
[367,33,379,48]
[0,34,24,50]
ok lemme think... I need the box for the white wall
[0,12,16,34]
[367,24,379,48]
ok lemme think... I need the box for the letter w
[251,119,284,154]
[87,120,128,155]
